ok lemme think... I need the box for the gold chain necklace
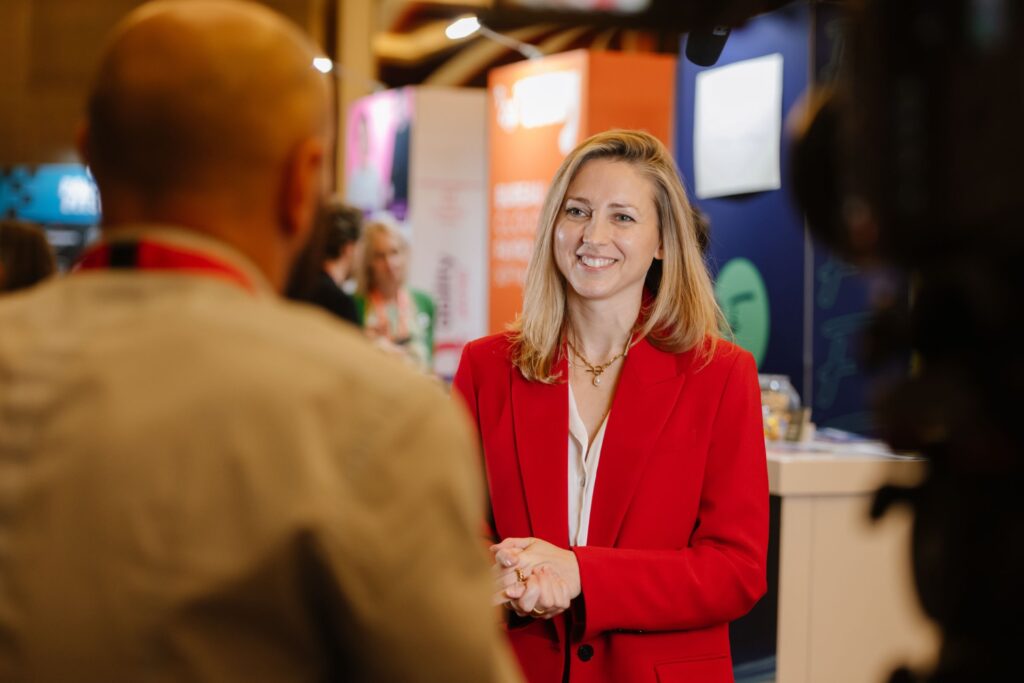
[566,336,631,387]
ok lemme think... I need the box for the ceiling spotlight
[444,14,543,61]
[312,56,334,74]
[311,57,387,92]
[445,15,481,40]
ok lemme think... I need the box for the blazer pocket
[655,655,732,683]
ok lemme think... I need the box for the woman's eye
[616,214,636,223]
[566,207,586,218]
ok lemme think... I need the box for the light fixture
[311,57,387,92]
[444,14,544,61]
[312,56,334,74]
[445,15,480,40]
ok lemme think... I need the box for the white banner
[406,87,489,380]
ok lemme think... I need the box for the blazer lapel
[510,357,571,547]
[586,338,689,547]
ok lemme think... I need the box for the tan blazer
[0,227,521,683]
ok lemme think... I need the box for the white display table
[768,447,940,683]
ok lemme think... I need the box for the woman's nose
[581,216,611,245]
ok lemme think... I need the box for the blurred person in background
[354,220,435,372]
[0,219,57,293]
[454,130,768,682]
[0,2,521,682]
[286,198,362,324]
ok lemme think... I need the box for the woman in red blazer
[453,130,768,683]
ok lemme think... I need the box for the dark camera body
[792,2,1024,680]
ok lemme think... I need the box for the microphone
[685,26,732,67]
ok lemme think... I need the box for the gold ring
[531,607,546,616]
[514,568,527,584]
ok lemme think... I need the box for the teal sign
[715,257,770,366]
[1,164,100,226]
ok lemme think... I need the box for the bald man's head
[83,0,330,204]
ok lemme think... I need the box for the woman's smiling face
[554,158,663,308]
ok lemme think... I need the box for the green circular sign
[714,258,770,366]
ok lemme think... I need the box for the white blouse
[567,384,610,547]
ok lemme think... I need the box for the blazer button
[577,644,594,662]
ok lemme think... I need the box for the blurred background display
[0,165,100,270]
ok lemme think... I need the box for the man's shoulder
[1,275,438,416]
[234,297,435,398]
[154,294,453,457]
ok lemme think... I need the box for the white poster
[407,87,489,380]
[693,53,784,199]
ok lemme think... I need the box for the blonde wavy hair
[510,129,727,383]
[353,220,407,297]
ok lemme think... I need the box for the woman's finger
[493,569,517,598]
[516,574,542,614]
[543,569,562,612]
[555,573,571,610]
[495,562,533,592]
[509,602,530,618]
[504,577,527,600]
[492,588,512,607]
[489,537,534,553]
[499,561,531,601]
[498,568,519,590]
[525,567,562,619]
[493,547,522,569]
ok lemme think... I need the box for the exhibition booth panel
[767,449,939,683]
[345,86,489,379]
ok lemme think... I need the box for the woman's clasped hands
[491,537,582,619]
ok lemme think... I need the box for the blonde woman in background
[354,221,435,372]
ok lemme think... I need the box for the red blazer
[453,333,768,683]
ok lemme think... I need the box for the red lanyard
[75,239,254,293]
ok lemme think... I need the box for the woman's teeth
[580,255,615,268]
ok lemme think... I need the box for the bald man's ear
[281,136,327,243]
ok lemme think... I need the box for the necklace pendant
[592,373,602,387]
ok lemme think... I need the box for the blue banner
[676,3,812,399]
